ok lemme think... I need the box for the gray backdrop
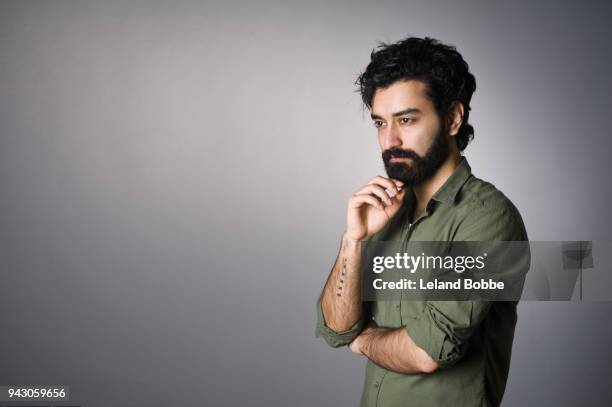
[1,1,611,406]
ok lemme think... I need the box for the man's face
[371,80,450,186]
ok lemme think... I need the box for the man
[315,37,529,407]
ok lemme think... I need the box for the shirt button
[395,305,401,311]
[374,382,380,388]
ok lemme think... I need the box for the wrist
[342,231,363,246]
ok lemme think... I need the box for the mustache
[382,147,420,162]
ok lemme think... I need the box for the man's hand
[348,337,363,355]
[349,334,365,355]
[349,325,377,355]
[319,177,404,341]
[345,176,405,241]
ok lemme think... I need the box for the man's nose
[381,123,402,150]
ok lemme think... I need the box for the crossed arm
[317,200,527,374]
[348,325,439,374]
[320,234,438,375]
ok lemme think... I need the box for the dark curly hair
[355,36,476,151]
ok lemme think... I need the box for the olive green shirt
[315,157,529,407]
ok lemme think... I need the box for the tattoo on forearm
[337,258,347,296]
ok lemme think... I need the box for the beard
[382,127,450,186]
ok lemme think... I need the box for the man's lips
[389,156,411,163]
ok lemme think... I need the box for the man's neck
[410,153,462,221]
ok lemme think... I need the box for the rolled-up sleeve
[406,201,528,368]
[315,294,365,348]
[405,300,491,368]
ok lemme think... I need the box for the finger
[354,184,393,206]
[368,176,404,197]
[389,178,405,190]
[362,181,399,202]
[349,193,384,210]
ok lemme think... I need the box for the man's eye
[373,120,384,128]
[400,117,415,124]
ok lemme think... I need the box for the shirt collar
[429,156,472,205]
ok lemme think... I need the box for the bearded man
[315,36,529,407]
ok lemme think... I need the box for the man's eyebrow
[370,108,422,121]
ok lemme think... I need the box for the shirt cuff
[404,303,469,369]
[315,294,364,348]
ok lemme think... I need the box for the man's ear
[446,101,464,136]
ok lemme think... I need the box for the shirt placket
[374,206,432,406]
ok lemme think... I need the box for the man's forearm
[358,327,438,374]
[320,233,362,332]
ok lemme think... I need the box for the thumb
[385,187,406,216]
[394,185,407,202]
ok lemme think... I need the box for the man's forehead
[371,79,431,116]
